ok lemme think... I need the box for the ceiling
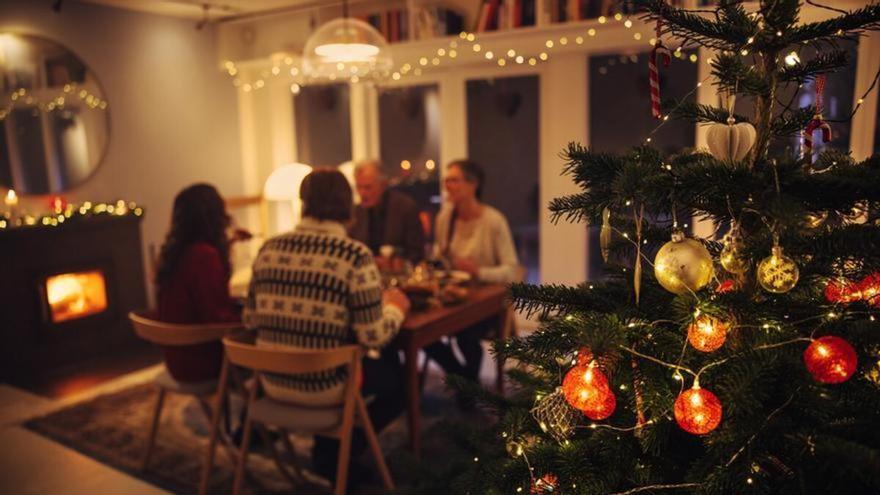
[75,0,370,22]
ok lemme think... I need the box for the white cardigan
[434,204,520,284]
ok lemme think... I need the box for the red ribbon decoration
[649,19,671,119]
[803,74,833,158]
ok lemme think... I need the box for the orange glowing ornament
[858,273,880,306]
[674,382,722,435]
[824,277,859,304]
[804,336,858,384]
[583,385,617,420]
[687,314,729,352]
[562,362,615,420]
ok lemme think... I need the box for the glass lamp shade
[303,17,393,82]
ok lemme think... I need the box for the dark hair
[156,184,231,286]
[301,168,353,222]
[448,159,485,199]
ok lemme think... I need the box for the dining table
[395,283,508,457]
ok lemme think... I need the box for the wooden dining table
[396,283,508,457]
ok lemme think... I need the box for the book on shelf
[363,6,463,42]
[475,0,538,32]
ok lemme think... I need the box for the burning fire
[46,270,107,323]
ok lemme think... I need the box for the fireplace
[44,269,109,323]
[0,214,148,384]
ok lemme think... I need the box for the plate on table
[446,270,472,283]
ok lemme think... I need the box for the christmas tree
[441,1,880,494]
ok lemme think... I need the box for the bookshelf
[353,1,466,44]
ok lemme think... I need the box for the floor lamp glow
[263,163,312,233]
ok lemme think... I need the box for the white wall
[1,0,243,300]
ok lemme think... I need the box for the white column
[540,53,588,284]
[850,32,880,162]
[268,81,296,166]
[439,72,468,172]
[350,82,380,161]
[692,46,717,239]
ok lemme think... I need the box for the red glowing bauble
[804,336,858,384]
[674,386,723,435]
[562,364,611,414]
[824,277,859,304]
[687,315,729,352]
[858,273,880,306]
[582,386,617,420]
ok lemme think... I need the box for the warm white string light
[224,12,694,91]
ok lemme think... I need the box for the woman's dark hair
[301,168,353,222]
[156,184,231,286]
[448,159,485,199]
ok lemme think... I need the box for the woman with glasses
[427,159,519,385]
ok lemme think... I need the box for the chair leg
[232,382,258,495]
[142,387,166,471]
[357,395,395,491]
[197,398,238,467]
[199,358,231,495]
[334,379,358,495]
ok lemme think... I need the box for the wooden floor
[9,345,161,400]
[0,367,171,494]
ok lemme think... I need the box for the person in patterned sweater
[243,168,411,487]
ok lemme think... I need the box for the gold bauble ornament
[654,230,714,295]
[719,230,749,275]
[757,246,799,293]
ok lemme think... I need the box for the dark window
[466,75,540,283]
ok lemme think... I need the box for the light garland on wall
[222,12,701,92]
[0,83,108,121]
[0,199,143,231]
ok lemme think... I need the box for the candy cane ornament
[649,20,671,119]
[803,74,833,159]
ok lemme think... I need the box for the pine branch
[711,52,771,96]
[637,0,756,51]
[770,105,816,137]
[778,50,849,84]
[508,282,622,317]
[668,101,746,125]
[787,4,880,46]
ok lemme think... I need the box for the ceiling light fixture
[302,0,392,83]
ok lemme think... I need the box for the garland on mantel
[0,200,144,231]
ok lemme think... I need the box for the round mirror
[0,33,110,195]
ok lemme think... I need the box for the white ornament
[706,117,756,162]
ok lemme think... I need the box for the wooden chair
[200,333,395,495]
[128,310,242,471]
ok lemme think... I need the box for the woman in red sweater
[156,184,241,382]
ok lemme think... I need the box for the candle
[4,189,18,221]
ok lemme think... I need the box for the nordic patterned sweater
[243,218,404,406]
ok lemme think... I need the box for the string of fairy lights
[221,12,702,94]
[0,82,108,122]
[0,198,143,231]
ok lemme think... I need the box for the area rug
[24,373,480,494]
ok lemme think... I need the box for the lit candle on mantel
[5,189,18,217]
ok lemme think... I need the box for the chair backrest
[222,332,360,375]
[129,310,244,346]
